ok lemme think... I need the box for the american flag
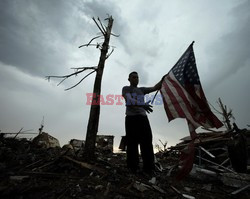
[160,42,223,131]
[160,42,223,180]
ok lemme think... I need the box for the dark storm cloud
[0,0,126,77]
[0,1,61,75]
[0,0,74,76]
[206,0,250,88]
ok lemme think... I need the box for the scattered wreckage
[0,124,250,198]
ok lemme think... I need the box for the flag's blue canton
[172,48,200,87]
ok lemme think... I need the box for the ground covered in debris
[0,136,249,199]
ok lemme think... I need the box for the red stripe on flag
[166,75,199,125]
[160,89,174,121]
[162,80,186,118]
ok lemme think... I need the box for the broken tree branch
[14,128,23,139]
[79,35,103,48]
[97,17,106,33]
[217,98,234,130]
[79,43,101,48]
[208,101,223,115]
[105,48,114,59]
[92,17,106,35]
[46,67,97,87]
[111,33,120,37]
[71,66,97,71]
[65,70,96,91]
[46,70,87,81]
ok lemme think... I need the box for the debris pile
[168,124,250,174]
[0,128,250,198]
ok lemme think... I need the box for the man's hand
[143,101,153,113]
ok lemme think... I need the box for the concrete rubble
[32,132,60,148]
[0,126,250,199]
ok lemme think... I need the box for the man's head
[128,71,139,87]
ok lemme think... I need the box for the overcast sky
[0,0,249,150]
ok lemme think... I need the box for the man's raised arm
[144,78,163,94]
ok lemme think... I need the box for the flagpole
[151,90,159,104]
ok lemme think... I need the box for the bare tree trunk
[84,17,113,159]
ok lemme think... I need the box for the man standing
[122,71,162,174]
